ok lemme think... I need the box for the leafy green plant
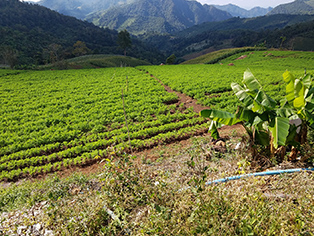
[200,69,314,159]
[281,70,314,143]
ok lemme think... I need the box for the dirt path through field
[149,73,211,113]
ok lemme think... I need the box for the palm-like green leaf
[243,69,261,91]
[286,80,295,102]
[269,117,290,149]
[255,130,270,146]
[283,70,295,83]
[200,109,238,126]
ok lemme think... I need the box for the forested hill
[142,14,314,57]
[37,0,136,20]
[0,0,163,65]
[268,0,314,15]
[86,0,232,35]
[175,14,314,37]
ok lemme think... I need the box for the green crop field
[1,50,314,181]
[140,50,314,112]
[0,68,208,180]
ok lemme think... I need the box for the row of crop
[1,68,180,156]
[0,110,197,161]
[0,123,209,181]
[0,116,206,171]
[139,64,296,112]
[1,90,177,142]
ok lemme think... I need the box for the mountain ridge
[268,0,314,15]
[0,0,164,65]
[213,4,272,18]
[86,0,232,35]
[37,0,136,19]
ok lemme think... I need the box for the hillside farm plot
[140,50,314,112]
[0,68,208,181]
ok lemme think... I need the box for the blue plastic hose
[205,168,314,185]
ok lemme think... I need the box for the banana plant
[281,70,314,144]
[200,69,313,158]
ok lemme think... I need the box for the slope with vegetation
[214,4,272,18]
[0,0,164,66]
[144,14,314,59]
[269,0,314,15]
[1,50,314,234]
[37,0,136,19]
[0,67,208,180]
[61,54,151,69]
[1,49,313,181]
[86,0,232,35]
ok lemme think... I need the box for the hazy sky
[198,0,294,9]
[27,0,295,10]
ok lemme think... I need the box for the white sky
[198,0,295,9]
[27,0,295,10]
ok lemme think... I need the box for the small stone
[26,226,32,235]
[40,201,48,206]
[33,223,42,232]
[235,142,244,150]
[44,229,54,236]
[17,226,27,235]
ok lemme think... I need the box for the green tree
[117,29,132,56]
[47,43,63,63]
[0,46,18,69]
[166,54,176,65]
[72,41,90,57]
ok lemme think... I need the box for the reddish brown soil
[151,74,211,113]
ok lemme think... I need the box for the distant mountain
[86,0,232,35]
[268,0,314,15]
[142,14,314,57]
[214,4,272,18]
[0,0,164,65]
[37,0,135,19]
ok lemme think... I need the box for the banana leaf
[269,117,290,149]
[243,69,261,91]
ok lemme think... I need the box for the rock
[25,226,32,235]
[40,201,48,206]
[33,223,42,232]
[235,142,242,150]
[44,229,54,236]
[235,142,245,150]
[17,226,27,235]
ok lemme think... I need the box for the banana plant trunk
[300,122,308,144]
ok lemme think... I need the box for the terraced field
[1,49,314,181]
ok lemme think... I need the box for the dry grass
[1,134,313,235]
